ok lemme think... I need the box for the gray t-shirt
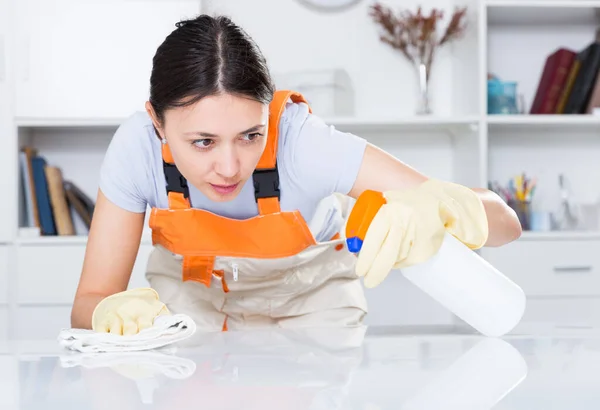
[98,100,367,241]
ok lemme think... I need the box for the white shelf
[487,1,600,26]
[15,236,90,246]
[326,116,480,135]
[14,115,481,132]
[520,231,600,241]
[487,115,600,132]
[14,117,124,131]
[15,232,153,246]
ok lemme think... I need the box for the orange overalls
[145,90,367,332]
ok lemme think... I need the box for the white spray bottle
[345,190,526,337]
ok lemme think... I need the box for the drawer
[0,306,7,340]
[518,297,600,327]
[17,244,154,304]
[17,245,86,304]
[0,246,7,304]
[15,306,72,340]
[480,240,600,297]
[0,355,18,408]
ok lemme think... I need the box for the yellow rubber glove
[92,288,170,335]
[355,179,489,288]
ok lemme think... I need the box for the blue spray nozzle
[346,237,363,253]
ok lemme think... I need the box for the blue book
[31,156,56,235]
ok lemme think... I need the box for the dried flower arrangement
[369,3,468,114]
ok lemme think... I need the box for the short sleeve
[279,103,367,199]
[98,114,152,213]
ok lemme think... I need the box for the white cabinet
[16,306,72,340]
[0,247,8,305]
[0,0,16,243]
[480,237,600,326]
[16,242,152,305]
[12,241,152,339]
[0,246,7,340]
[14,0,201,119]
[480,239,600,297]
[17,245,85,305]
[0,355,18,408]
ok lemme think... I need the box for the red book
[530,48,577,114]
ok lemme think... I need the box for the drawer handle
[553,266,593,273]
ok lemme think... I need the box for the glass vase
[415,60,432,115]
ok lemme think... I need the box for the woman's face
[147,93,269,202]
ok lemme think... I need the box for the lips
[210,183,239,195]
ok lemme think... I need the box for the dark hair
[149,14,275,124]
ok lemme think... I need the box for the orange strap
[212,270,229,293]
[256,90,311,170]
[255,90,311,215]
[222,315,228,332]
[257,197,280,215]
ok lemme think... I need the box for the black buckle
[253,167,280,201]
[163,161,189,199]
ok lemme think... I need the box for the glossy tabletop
[2,322,600,409]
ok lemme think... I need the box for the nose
[214,146,240,179]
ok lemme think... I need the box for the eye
[243,132,263,142]
[192,139,214,149]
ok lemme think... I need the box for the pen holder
[508,200,531,231]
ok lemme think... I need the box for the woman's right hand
[92,288,170,335]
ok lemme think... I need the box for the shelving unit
[480,0,600,329]
[0,0,599,339]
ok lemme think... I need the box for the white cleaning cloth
[57,314,197,353]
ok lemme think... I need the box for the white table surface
[1,322,599,409]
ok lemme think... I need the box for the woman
[71,14,521,335]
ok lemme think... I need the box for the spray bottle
[346,190,526,337]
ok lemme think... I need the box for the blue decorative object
[488,78,519,114]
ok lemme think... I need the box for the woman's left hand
[355,179,489,288]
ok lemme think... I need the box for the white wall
[203,0,479,118]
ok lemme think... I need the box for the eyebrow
[184,124,266,138]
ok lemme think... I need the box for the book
[20,147,40,229]
[585,61,600,113]
[563,41,600,114]
[555,50,585,113]
[31,156,56,235]
[64,181,95,230]
[44,165,75,235]
[530,48,577,114]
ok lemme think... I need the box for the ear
[145,101,164,138]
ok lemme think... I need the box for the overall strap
[253,90,311,215]
[161,137,213,284]
[162,143,190,210]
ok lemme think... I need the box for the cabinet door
[15,0,201,119]
[0,246,7,305]
[17,243,155,304]
[480,239,600,297]
[0,0,16,243]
